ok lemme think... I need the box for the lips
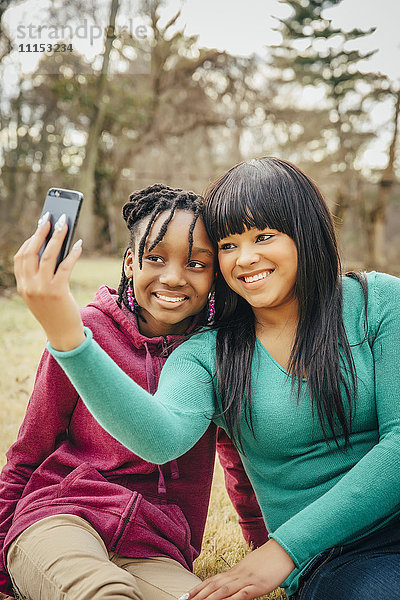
[153,292,188,303]
[238,269,274,283]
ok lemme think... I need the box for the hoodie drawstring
[170,460,179,479]
[144,342,157,395]
[157,466,167,495]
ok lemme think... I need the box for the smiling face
[124,210,215,337]
[217,226,298,320]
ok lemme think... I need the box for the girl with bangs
[14,157,400,600]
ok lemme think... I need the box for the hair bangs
[204,160,294,243]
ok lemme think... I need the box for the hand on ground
[185,539,295,600]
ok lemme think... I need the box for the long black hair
[117,183,206,322]
[204,157,360,450]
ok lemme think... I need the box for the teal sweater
[49,272,400,595]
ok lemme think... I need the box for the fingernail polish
[37,211,50,228]
[72,239,82,251]
[178,594,189,600]
[54,214,66,231]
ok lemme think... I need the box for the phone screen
[39,188,83,270]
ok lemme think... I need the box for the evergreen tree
[270,0,384,226]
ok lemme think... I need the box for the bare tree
[77,0,120,249]
[364,89,400,268]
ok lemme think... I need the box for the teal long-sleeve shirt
[48,272,400,595]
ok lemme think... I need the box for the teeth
[155,294,186,303]
[243,271,270,283]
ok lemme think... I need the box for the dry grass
[0,257,286,599]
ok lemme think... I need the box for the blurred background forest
[1,0,399,289]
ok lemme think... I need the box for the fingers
[54,238,83,285]
[189,584,259,600]
[38,215,69,279]
[186,566,266,600]
[14,220,51,294]
[14,213,72,298]
[13,216,85,351]
[188,576,242,600]
[14,218,49,266]
[14,237,34,287]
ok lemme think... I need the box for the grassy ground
[0,257,286,600]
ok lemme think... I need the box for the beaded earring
[127,279,136,312]
[207,292,215,323]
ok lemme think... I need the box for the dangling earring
[207,291,215,323]
[127,279,136,312]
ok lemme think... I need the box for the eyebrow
[191,246,214,257]
[146,239,214,258]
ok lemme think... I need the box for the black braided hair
[117,184,204,317]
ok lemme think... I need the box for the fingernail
[72,239,83,251]
[178,594,189,600]
[54,214,67,231]
[37,211,50,228]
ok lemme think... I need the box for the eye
[218,242,236,251]
[187,260,205,269]
[145,254,164,263]
[256,233,274,242]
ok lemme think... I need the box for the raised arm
[48,328,215,463]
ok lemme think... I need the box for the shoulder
[342,271,400,303]
[80,300,114,331]
[365,270,400,301]
[367,271,400,329]
[342,271,400,340]
[343,270,400,292]
[80,305,101,324]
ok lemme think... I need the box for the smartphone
[38,187,83,270]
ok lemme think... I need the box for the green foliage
[268,0,389,215]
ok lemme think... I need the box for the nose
[236,244,261,268]
[159,263,187,287]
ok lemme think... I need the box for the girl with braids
[1,183,267,600]
[14,156,400,600]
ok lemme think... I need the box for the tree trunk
[366,90,400,269]
[105,185,119,252]
[77,0,119,250]
[331,186,350,231]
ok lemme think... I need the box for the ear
[124,248,134,278]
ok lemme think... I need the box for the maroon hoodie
[0,286,267,595]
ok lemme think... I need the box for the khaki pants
[7,515,201,600]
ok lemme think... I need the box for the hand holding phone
[14,207,86,351]
[39,188,83,270]
[14,186,85,350]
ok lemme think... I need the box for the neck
[253,298,299,372]
[252,297,299,334]
[137,314,193,338]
